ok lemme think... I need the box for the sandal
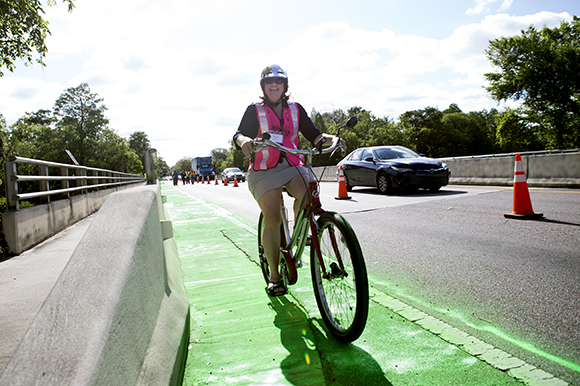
[267,280,287,297]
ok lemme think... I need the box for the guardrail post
[79,168,87,194]
[39,165,50,204]
[61,167,70,199]
[4,160,19,210]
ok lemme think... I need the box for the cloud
[0,78,64,122]
[466,0,513,15]
[500,0,514,11]
[1,1,574,166]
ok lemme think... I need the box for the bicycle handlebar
[252,135,343,158]
[250,116,357,159]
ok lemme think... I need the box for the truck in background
[191,156,215,180]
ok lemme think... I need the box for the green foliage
[156,156,170,176]
[1,84,146,176]
[53,83,109,165]
[397,105,501,158]
[211,147,229,174]
[494,108,543,152]
[93,128,142,174]
[0,0,75,76]
[128,131,151,173]
[400,107,446,157]
[485,16,580,149]
[172,157,193,173]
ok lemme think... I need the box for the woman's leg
[285,172,310,222]
[258,188,284,283]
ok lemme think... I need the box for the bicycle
[254,117,369,343]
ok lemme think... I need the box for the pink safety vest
[252,102,302,170]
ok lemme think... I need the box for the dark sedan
[337,146,450,194]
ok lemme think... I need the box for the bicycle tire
[310,211,369,343]
[258,213,297,285]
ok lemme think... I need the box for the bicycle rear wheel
[310,212,369,343]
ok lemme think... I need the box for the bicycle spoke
[311,212,368,342]
[318,225,358,330]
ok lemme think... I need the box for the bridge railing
[4,156,146,211]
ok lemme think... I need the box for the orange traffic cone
[223,177,228,186]
[335,165,352,200]
[215,176,219,185]
[504,153,543,220]
[196,176,199,183]
[233,176,239,187]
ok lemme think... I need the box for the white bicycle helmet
[260,64,288,84]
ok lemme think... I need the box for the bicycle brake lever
[315,137,326,154]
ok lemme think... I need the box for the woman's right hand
[237,135,254,158]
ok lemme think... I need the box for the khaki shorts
[247,159,309,202]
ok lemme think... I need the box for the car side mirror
[364,157,376,164]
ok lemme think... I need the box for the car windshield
[227,168,241,173]
[375,147,419,160]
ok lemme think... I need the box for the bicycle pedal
[330,262,341,275]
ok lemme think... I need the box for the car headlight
[390,166,413,172]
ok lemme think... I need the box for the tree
[310,107,363,166]
[485,16,580,149]
[156,156,170,176]
[2,109,58,162]
[0,0,75,76]
[211,147,229,174]
[94,129,142,174]
[53,83,108,165]
[128,131,150,173]
[172,157,193,173]
[399,107,447,157]
[494,108,543,152]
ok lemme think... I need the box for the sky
[1,0,578,167]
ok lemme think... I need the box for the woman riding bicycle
[233,64,340,297]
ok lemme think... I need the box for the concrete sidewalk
[163,185,538,386]
[0,215,94,372]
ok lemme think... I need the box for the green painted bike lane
[162,184,564,386]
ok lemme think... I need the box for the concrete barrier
[312,150,580,188]
[2,183,145,255]
[440,151,580,188]
[0,185,190,386]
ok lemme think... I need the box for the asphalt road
[171,180,580,384]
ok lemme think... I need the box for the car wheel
[429,186,441,192]
[344,174,353,192]
[377,173,391,195]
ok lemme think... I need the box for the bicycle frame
[254,136,344,278]
[254,117,367,342]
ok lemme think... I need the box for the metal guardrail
[4,156,146,210]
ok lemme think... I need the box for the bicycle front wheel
[311,212,369,343]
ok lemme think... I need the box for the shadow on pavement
[269,296,392,386]
[350,187,466,197]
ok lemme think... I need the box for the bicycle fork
[310,214,348,280]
